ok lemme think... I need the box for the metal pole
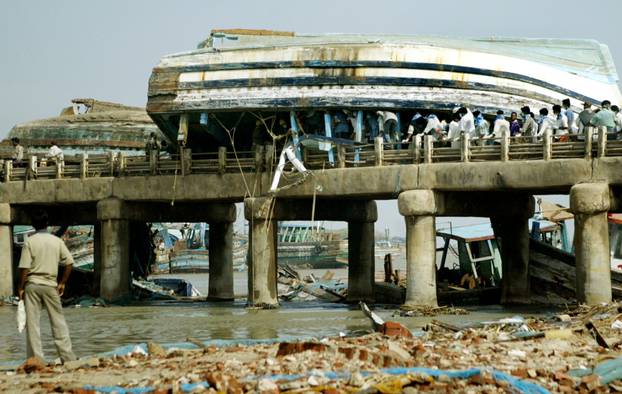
[323,112,335,165]
[289,111,302,160]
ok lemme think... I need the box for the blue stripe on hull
[154,60,601,104]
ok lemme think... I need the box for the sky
[1,0,618,234]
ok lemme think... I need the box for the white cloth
[459,110,475,138]
[270,144,308,192]
[616,112,622,132]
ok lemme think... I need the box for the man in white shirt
[537,108,555,137]
[553,104,569,140]
[376,110,398,142]
[520,106,538,142]
[447,112,462,148]
[562,99,578,134]
[47,142,64,166]
[490,110,510,142]
[457,107,475,139]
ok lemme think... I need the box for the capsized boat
[148,29,622,145]
[3,98,168,158]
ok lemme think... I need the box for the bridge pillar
[245,197,279,308]
[0,204,14,298]
[570,183,612,304]
[398,190,438,307]
[97,198,131,303]
[491,212,531,304]
[346,221,375,303]
[208,220,234,301]
[248,217,278,307]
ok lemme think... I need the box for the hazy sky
[1,0,618,234]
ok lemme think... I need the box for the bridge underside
[2,157,620,307]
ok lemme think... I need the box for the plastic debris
[16,300,25,333]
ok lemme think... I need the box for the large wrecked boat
[2,98,168,158]
[147,29,622,148]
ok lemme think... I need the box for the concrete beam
[244,198,377,222]
[2,157,621,205]
[10,204,97,225]
[399,190,534,218]
[97,200,236,223]
[97,199,131,303]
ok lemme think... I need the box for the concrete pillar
[97,198,131,303]
[247,218,278,308]
[92,222,102,296]
[490,215,530,304]
[346,221,375,303]
[208,221,234,301]
[398,190,438,307]
[404,215,437,306]
[570,183,612,304]
[0,204,13,297]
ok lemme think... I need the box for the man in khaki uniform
[17,210,76,363]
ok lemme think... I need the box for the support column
[570,183,612,304]
[97,198,131,303]
[346,221,375,303]
[208,221,234,301]
[247,217,278,308]
[92,222,102,297]
[491,214,530,304]
[398,190,438,307]
[0,204,13,297]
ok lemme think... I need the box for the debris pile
[1,303,621,393]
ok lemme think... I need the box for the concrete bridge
[1,128,621,307]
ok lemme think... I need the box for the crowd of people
[270,99,622,150]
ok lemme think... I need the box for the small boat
[277,224,347,269]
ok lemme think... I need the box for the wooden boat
[277,224,347,269]
[2,98,168,158]
[147,29,622,147]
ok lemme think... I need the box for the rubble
[1,303,621,393]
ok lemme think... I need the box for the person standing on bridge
[457,107,475,140]
[46,142,64,168]
[537,108,555,138]
[562,99,578,134]
[520,107,538,143]
[577,101,594,137]
[472,110,490,146]
[489,110,510,144]
[17,210,76,364]
[589,100,616,139]
[11,137,24,166]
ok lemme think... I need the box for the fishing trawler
[277,224,347,269]
[147,29,622,151]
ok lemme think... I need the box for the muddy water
[0,255,556,363]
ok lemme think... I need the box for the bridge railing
[1,126,619,183]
